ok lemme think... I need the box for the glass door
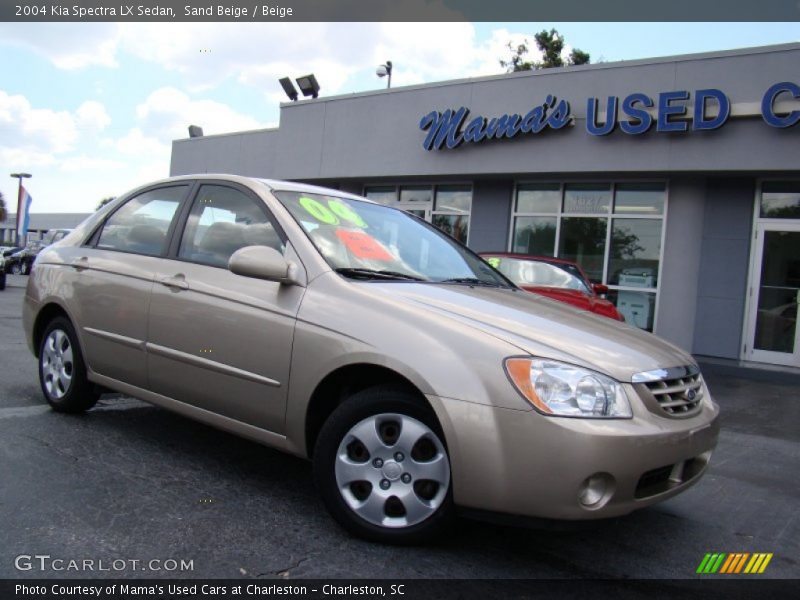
[397,186,432,221]
[746,223,800,367]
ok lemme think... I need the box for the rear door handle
[71,256,89,270]
[159,275,189,290]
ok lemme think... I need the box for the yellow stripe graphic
[758,553,773,574]
[744,554,760,574]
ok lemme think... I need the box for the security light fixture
[188,125,204,138]
[279,77,299,102]
[376,60,393,88]
[295,74,320,99]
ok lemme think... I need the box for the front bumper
[428,386,720,520]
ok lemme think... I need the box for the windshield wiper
[437,277,507,288]
[335,268,427,282]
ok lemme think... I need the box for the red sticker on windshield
[335,230,394,261]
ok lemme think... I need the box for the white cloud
[0,90,78,154]
[0,23,119,70]
[58,155,124,173]
[75,101,111,133]
[114,128,169,157]
[135,87,265,141]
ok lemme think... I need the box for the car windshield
[273,189,510,286]
[484,256,591,294]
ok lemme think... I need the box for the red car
[480,253,624,321]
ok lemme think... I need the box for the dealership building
[170,43,800,370]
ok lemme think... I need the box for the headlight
[505,357,632,418]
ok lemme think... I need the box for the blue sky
[0,22,797,214]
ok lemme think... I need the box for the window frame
[363,182,474,246]
[741,178,800,361]
[509,179,669,333]
[85,182,194,258]
[167,180,288,270]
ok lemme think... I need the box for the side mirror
[592,283,609,296]
[228,246,299,285]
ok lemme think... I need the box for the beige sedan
[23,175,719,543]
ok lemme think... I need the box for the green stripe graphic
[710,553,727,573]
[696,554,713,574]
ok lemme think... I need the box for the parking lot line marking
[0,398,150,419]
[0,405,51,419]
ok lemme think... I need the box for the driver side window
[179,185,285,268]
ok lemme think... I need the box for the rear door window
[97,186,187,256]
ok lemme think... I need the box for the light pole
[376,61,393,89]
[10,173,31,246]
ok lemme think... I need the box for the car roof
[134,174,372,204]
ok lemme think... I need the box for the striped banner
[696,552,773,574]
[16,185,33,244]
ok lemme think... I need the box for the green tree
[0,190,6,222]
[96,196,116,210]
[500,28,591,73]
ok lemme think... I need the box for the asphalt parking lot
[1,274,798,580]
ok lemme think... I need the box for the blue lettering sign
[657,91,689,132]
[586,96,618,136]
[693,89,730,131]
[419,97,572,151]
[418,82,797,150]
[620,93,654,135]
[761,82,800,128]
[419,108,467,150]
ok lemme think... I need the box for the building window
[760,182,800,219]
[364,184,472,244]
[511,181,666,331]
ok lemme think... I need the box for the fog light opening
[578,473,615,509]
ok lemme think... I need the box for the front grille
[644,372,704,416]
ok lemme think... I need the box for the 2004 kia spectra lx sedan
[23,175,719,543]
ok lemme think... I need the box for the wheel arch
[303,363,441,459]
[31,301,73,359]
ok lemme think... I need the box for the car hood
[366,281,695,383]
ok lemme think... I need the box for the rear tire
[0,272,5,290]
[10,263,21,275]
[38,316,99,413]
[313,386,454,544]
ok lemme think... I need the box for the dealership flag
[16,186,33,243]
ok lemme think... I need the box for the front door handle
[71,256,89,270]
[159,275,189,290]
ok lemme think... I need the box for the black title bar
[2,0,800,22]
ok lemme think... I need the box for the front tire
[10,262,21,275]
[314,386,454,544]
[38,317,99,413]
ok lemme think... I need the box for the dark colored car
[1,246,23,274]
[6,243,42,275]
[481,253,624,321]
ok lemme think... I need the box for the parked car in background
[481,253,624,321]
[1,246,23,274]
[5,242,44,275]
[41,229,72,246]
[24,175,718,543]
